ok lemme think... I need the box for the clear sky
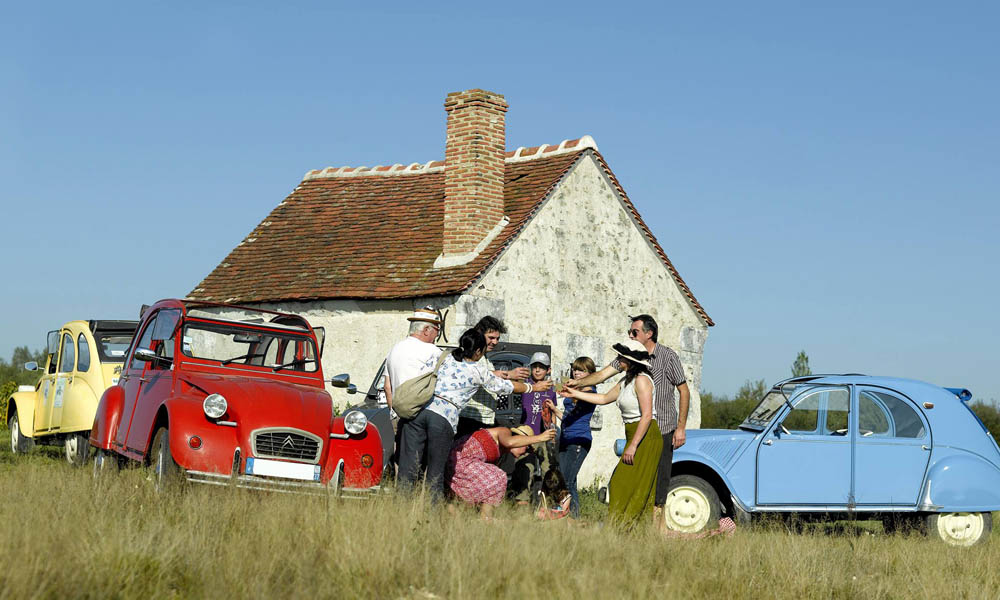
[2,2,997,401]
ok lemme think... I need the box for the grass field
[1,438,999,599]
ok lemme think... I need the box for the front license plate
[245,457,321,481]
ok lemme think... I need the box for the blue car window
[861,390,925,438]
[782,387,849,435]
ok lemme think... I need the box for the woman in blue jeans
[544,356,597,518]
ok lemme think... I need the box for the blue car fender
[671,447,743,509]
[920,448,1000,512]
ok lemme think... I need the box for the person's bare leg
[653,505,666,533]
[480,504,495,521]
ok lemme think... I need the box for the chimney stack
[442,89,508,258]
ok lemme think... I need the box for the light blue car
[666,375,1000,545]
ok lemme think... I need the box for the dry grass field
[1,439,998,600]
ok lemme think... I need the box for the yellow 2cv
[6,320,137,464]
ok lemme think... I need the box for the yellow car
[6,320,137,464]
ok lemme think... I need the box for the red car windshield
[181,319,318,373]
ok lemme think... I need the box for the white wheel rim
[664,485,712,533]
[937,513,985,546]
[10,418,19,452]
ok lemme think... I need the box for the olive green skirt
[608,420,663,529]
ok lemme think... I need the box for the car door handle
[921,445,930,451]
[763,439,773,445]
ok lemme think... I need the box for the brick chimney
[441,89,508,259]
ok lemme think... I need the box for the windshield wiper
[221,353,266,365]
[272,358,315,372]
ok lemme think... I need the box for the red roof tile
[188,142,712,326]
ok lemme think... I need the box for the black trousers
[397,409,454,501]
[654,429,675,506]
[456,416,489,439]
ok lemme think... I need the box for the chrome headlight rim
[343,410,367,435]
[203,393,228,419]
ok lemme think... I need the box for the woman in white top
[561,339,663,528]
[397,328,550,501]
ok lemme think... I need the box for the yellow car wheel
[8,413,34,454]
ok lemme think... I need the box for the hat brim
[406,317,441,325]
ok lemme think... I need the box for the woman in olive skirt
[561,339,662,528]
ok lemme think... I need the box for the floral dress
[446,430,507,506]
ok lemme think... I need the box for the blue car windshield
[741,389,792,429]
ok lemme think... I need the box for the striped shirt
[616,343,686,432]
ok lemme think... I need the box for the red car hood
[179,372,333,437]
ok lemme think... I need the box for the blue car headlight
[344,411,367,435]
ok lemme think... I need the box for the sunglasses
[627,328,642,337]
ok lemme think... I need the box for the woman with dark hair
[560,340,662,528]
[398,328,550,501]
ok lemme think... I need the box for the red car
[89,299,386,495]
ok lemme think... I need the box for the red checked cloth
[446,430,507,506]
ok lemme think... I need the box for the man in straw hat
[383,306,443,409]
[567,313,689,531]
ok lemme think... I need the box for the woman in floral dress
[447,424,555,518]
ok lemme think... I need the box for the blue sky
[2,2,997,401]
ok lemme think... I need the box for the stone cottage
[187,89,713,485]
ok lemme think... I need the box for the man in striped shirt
[567,314,690,529]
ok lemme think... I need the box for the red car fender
[90,385,124,450]
[324,422,384,488]
[163,399,240,475]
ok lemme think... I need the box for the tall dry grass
[1,442,998,599]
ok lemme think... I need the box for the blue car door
[853,387,931,505]
[757,386,852,506]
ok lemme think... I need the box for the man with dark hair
[568,313,690,531]
[456,316,538,437]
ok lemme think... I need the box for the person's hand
[560,386,580,399]
[565,378,580,389]
[673,427,687,449]
[532,379,553,392]
[539,428,556,442]
[623,443,637,465]
[509,367,530,381]
[543,399,557,411]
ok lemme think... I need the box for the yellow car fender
[6,391,37,438]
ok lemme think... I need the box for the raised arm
[496,427,556,449]
[568,362,621,389]
[623,375,654,465]
[561,383,620,406]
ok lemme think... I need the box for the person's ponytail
[452,328,486,361]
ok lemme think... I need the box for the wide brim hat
[612,339,654,368]
[407,306,442,326]
[510,425,534,436]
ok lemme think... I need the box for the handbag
[614,438,626,456]
[391,351,450,420]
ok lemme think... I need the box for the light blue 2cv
[664,375,1000,546]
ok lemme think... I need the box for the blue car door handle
[763,439,773,445]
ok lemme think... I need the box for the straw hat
[406,305,442,326]
[612,339,654,368]
[510,425,534,436]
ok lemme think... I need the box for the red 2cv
[90,299,387,495]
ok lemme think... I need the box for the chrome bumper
[185,470,380,499]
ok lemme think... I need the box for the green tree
[791,350,811,377]
[701,379,768,429]
[970,400,1000,441]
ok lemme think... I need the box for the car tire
[663,474,722,534]
[927,511,992,546]
[93,448,119,478]
[64,432,90,466]
[149,426,184,492]
[8,412,34,454]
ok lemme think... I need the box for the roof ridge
[302,135,598,181]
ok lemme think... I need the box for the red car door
[124,309,181,458]
[116,318,156,455]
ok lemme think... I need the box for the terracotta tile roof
[188,139,713,326]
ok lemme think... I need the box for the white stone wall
[467,154,709,488]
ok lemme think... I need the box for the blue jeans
[558,443,590,518]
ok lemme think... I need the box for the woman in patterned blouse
[398,328,551,501]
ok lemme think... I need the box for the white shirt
[385,336,442,391]
[618,373,656,424]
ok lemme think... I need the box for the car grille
[252,429,322,463]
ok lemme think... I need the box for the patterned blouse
[427,353,514,432]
